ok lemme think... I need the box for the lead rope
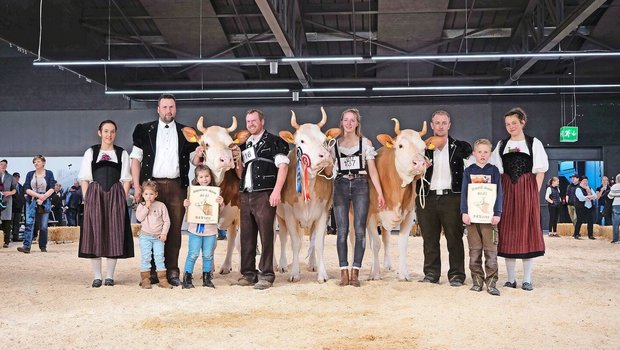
[417,155,431,209]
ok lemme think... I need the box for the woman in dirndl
[78,120,134,288]
[491,108,548,292]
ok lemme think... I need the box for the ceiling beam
[255,0,309,88]
[505,0,607,84]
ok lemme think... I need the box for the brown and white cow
[366,118,428,281]
[183,117,249,274]
[276,107,340,282]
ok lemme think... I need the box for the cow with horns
[182,116,249,274]
[365,118,428,281]
[276,107,341,282]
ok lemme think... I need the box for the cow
[276,107,341,282]
[182,116,249,274]
[365,118,428,281]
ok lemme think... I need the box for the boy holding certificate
[460,139,503,296]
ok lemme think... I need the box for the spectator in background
[1,160,17,248]
[17,155,56,253]
[10,172,24,243]
[49,183,63,225]
[608,174,620,244]
[65,180,82,226]
[596,176,612,226]
[566,174,579,225]
[545,177,562,237]
[574,176,596,240]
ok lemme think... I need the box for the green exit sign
[560,126,578,142]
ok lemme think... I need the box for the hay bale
[131,224,142,237]
[48,226,80,243]
[599,225,613,241]
[557,223,610,238]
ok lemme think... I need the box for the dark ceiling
[1,0,620,100]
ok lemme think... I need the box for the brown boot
[339,269,349,286]
[157,271,173,289]
[140,271,152,289]
[350,268,361,287]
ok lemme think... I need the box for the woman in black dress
[78,120,134,287]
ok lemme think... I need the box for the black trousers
[11,210,22,239]
[416,193,465,282]
[150,178,185,278]
[548,205,559,232]
[240,191,276,283]
[574,206,594,238]
[1,219,12,245]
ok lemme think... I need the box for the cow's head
[182,116,249,185]
[377,118,428,187]
[279,107,341,177]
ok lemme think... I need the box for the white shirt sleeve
[490,141,504,174]
[120,151,132,183]
[362,138,377,160]
[545,187,552,202]
[274,153,291,167]
[531,138,549,174]
[129,146,143,162]
[78,148,94,182]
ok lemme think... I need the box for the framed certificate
[467,183,497,224]
[186,185,220,224]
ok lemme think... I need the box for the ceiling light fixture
[282,56,365,62]
[33,58,267,66]
[371,51,620,61]
[105,88,290,95]
[302,87,367,92]
[372,84,620,91]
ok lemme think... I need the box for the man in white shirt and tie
[130,94,201,286]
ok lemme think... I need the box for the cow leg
[306,231,317,272]
[285,215,302,282]
[367,215,382,280]
[275,216,288,273]
[313,213,329,283]
[397,214,416,281]
[381,226,393,272]
[219,223,237,274]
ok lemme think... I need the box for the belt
[429,189,454,195]
[338,173,366,180]
[151,177,180,182]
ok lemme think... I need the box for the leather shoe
[168,277,181,287]
[487,286,501,296]
[449,279,464,287]
[92,279,102,288]
[588,236,596,240]
[418,276,439,284]
[521,282,533,291]
[470,285,482,292]
[503,281,517,288]
[2,243,8,248]
[17,246,30,254]
[253,280,272,290]
[104,279,115,286]
[40,247,47,252]
[235,277,257,286]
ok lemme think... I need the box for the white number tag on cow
[340,156,361,171]
[242,146,256,164]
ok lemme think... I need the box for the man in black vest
[130,93,199,286]
[234,109,289,290]
[566,173,579,225]
[416,110,472,286]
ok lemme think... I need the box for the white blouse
[78,148,132,183]
[491,137,549,174]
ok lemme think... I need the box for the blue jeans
[612,205,620,242]
[333,176,369,268]
[139,234,165,272]
[66,208,78,226]
[23,200,49,249]
[217,229,227,240]
[184,233,216,273]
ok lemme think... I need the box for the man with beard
[130,94,200,286]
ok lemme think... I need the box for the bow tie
[164,125,170,128]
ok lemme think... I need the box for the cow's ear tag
[377,134,394,148]
[279,131,295,144]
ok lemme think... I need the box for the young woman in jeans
[331,108,384,287]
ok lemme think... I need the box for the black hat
[570,173,579,178]
[12,172,20,177]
